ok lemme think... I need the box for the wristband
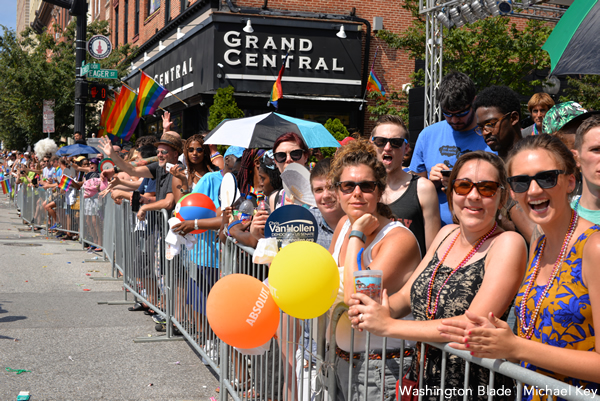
[194,219,199,231]
[349,230,366,243]
[210,152,222,160]
[113,167,119,174]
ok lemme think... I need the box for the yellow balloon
[268,241,339,319]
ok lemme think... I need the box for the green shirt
[571,196,600,225]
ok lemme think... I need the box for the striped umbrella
[543,0,600,76]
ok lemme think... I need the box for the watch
[349,230,366,243]
[194,219,199,231]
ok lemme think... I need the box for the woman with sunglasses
[440,135,600,398]
[328,139,422,401]
[348,150,526,400]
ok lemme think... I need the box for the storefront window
[148,0,160,16]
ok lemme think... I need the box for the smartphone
[441,169,452,178]
[165,163,175,172]
[131,191,141,212]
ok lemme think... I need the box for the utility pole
[42,0,88,136]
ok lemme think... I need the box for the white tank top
[331,219,417,352]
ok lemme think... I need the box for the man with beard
[409,72,492,225]
[472,85,536,243]
[370,115,440,255]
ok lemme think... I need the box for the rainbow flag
[136,72,169,118]
[366,70,386,96]
[0,180,10,195]
[59,175,73,191]
[107,86,140,141]
[98,97,115,137]
[268,53,289,110]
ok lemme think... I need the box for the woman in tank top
[348,150,527,400]
[328,139,422,401]
[440,135,600,400]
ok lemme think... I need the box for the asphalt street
[0,194,219,400]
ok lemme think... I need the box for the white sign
[87,35,112,59]
[43,100,55,133]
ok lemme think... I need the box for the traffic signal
[88,83,108,102]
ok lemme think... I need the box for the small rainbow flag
[98,97,115,137]
[268,53,289,110]
[59,175,73,191]
[136,72,169,118]
[0,180,10,195]
[366,70,386,96]
[107,86,140,141]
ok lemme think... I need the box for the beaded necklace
[425,222,498,320]
[518,210,578,339]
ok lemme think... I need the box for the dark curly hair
[439,71,476,112]
[183,134,218,189]
[329,139,393,219]
[473,85,522,120]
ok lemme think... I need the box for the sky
[0,0,17,31]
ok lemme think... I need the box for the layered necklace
[518,210,578,339]
[425,222,498,320]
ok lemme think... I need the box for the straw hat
[155,131,183,154]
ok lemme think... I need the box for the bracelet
[349,230,366,243]
[194,219,199,231]
[113,167,119,174]
[210,152,222,160]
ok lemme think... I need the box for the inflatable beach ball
[174,193,217,234]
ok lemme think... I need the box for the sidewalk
[0,194,219,400]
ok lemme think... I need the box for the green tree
[366,89,409,126]
[208,86,244,130]
[0,21,136,149]
[321,118,350,159]
[560,75,600,111]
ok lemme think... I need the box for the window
[124,0,128,43]
[114,6,119,45]
[148,0,159,16]
[164,0,170,25]
[134,0,139,36]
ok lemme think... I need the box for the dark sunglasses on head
[273,149,305,163]
[507,170,565,193]
[371,136,408,149]
[188,147,203,153]
[335,180,378,194]
[452,178,503,198]
[442,106,471,118]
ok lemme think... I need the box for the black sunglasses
[507,170,565,193]
[442,106,471,118]
[452,178,503,198]
[274,149,305,163]
[188,147,203,153]
[335,181,378,194]
[371,136,408,149]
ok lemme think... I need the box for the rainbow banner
[98,97,115,137]
[107,86,140,141]
[268,53,289,110]
[59,175,73,191]
[136,71,169,118]
[0,180,10,195]
[366,70,385,96]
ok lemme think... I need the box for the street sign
[43,100,55,134]
[87,35,112,59]
[87,69,118,79]
[81,62,100,76]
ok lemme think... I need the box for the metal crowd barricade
[52,188,81,236]
[215,237,327,401]
[102,196,117,274]
[31,187,48,229]
[120,199,171,332]
[328,303,600,401]
[80,189,105,252]
[21,185,33,225]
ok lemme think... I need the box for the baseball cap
[224,146,245,159]
[542,101,588,134]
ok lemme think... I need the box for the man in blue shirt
[409,72,493,225]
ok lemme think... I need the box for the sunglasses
[335,181,378,194]
[442,106,471,118]
[507,170,565,193]
[273,149,305,163]
[157,149,169,155]
[188,147,203,153]
[371,136,408,149]
[475,112,512,136]
[452,178,503,198]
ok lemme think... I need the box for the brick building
[113,0,414,139]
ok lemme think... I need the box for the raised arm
[98,137,152,178]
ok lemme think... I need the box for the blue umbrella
[204,112,341,149]
[56,144,100,157]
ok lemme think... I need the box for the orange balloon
[207,274,280,349]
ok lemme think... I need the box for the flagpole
[135,68,189,107]
[119,82,166,112]
[359,46,380,111]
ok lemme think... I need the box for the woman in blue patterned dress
[440,135,600,400]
